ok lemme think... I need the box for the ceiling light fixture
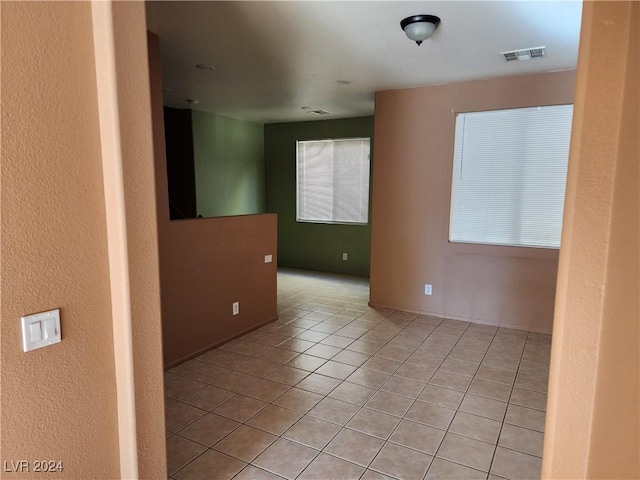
[336,80,352,85]
[186,99,199,105]
[400,14,441,46]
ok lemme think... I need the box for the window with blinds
[449,105,573,248]
[296,138,370,224]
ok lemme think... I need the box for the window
[449,105,573,248]
[297,138,370,224]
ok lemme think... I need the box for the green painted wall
[265,117,374,276]
[192,110,265,217]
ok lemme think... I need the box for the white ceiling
[146,1,582,124]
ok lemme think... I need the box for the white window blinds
[449,105,573,248]
[297,138,370,224]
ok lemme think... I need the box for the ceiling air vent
[501,46,546,62]
[308,109,332,115]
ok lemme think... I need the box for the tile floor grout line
[485,329,530,476]
[347,317,470,478]
[425,320,498,478]
[302,315,427,475]
[167,269,549,479]
[282,309,443,477]
[234,305,382,477]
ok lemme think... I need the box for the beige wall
[2,2,636,478]
[109,3,167,478]
[1,2,120,477]
[159,216,278,367]
[1,2,167,478]
[148,34,278,368]
[370,71,575,333]
[543,2,639,478]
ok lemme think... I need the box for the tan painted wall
[543,2,639,478]
[159,216,278,367]
[0,2,120,477]
[148,34,278,368]
[370,70,575,333]
[589,3,640,471]
[109,3,167,478]
[1,2,167,478]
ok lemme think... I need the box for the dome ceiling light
[400,14,441,46]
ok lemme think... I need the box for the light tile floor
[166,268,551,480]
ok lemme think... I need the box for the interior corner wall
[587,3,639,472]
[370,70,575,333]
[148,34,278,368]
[192,110,265,217]
[543,2,639,478]
[1,2,120,477]
[110,3,167,478]
[265,117,374,276]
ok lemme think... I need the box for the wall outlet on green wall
[342,252,348,261]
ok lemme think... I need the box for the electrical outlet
[264,254,273,263]
[232,302,239,315]
[424,284,433,296]
[342,252,348,261]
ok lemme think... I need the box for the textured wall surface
[111,3,167,478]
[265,117,374,276]
[193,110,265,217]
[0,4,168,478]
[370,71,576,333]
[543,2,639,478]
[1,2,120,476]
[160,215,278,366]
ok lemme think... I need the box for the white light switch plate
[21,309,61,352]
[264,254,273,263]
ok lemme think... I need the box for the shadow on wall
[191,110,265,218]
[163,107,266,220]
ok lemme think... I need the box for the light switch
[30,322,43,342]
[21,309,61,352]
[44,318,56,339]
